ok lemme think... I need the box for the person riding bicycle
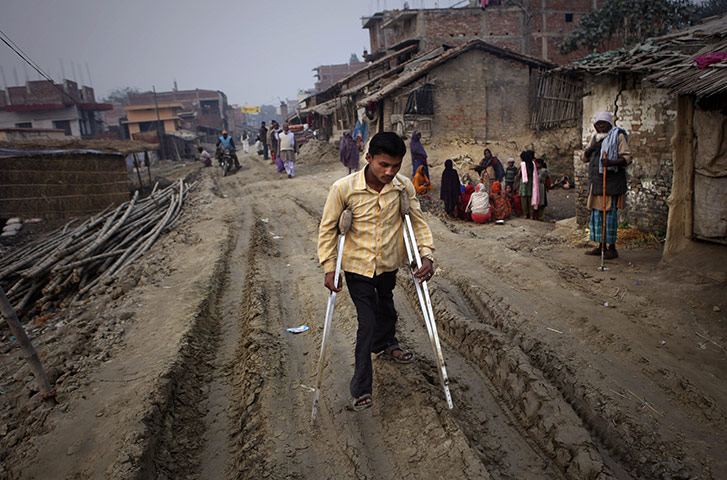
[216,130,240,169]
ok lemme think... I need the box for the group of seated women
[439,159,515,223]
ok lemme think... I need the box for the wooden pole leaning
[399,191,453,409]
[311,209,353,424]
[0,286,57,405]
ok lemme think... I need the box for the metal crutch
[399,191,454,409]
[311,209,353,424]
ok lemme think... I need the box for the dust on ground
[1,140,725,480]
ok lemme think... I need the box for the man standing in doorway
[259,122,269,160]
[582,112,631,259]
[317,131,435,411]
[278,123,297,178]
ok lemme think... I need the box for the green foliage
[105,86,141,104]
[698,0,727,18]
[560,0,699,54]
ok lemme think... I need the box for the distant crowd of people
[334,128,552,224]
[405,131,550,224]
[256,121,298,178]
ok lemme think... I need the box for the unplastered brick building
[363,1,603,66]
[0,79,111,138]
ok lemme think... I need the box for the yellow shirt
[318,168,434,277]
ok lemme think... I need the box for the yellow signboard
[241,106,261,114]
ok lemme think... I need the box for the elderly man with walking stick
[582,112,632,261]
[316,132,435,413]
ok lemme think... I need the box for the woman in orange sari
[413,164,434,197]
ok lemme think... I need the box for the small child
[504,157,518,190]
[505,184,522,216]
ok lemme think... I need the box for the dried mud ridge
[107,222,236,479]
[405,271,699,480]
[98,167,707,479]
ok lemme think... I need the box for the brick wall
[366,3,604,65]
[64,80,81,103]
[27,81,63,104]
[576,74,676,233]
[420,48,533,141]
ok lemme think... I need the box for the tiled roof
[553,14,727,98]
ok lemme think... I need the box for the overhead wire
[0,28,116,129]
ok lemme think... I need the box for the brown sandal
[384,345,415,364]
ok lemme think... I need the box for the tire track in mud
[228,198,498,479]
[128,219,237,479]
[408,269,706,479]
[543,259,726,429]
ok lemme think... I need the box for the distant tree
[105,86,141,104]
[349,53,360,64]
[560,0,699,54]
[698,0,727,18]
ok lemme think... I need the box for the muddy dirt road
[2,144,726,480]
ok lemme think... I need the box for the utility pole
[153,85,168,161]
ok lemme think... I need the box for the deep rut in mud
[130,152,717,480]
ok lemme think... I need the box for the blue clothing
[599,127,628,173]
[218,135,234,150]
[589,197,619,244]
[413,159,429,179]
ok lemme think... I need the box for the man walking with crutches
[317,132,434,412]
[582,112,631,260]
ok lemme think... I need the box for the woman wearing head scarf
[466,183,491,224]
[440,159,462,217]
[458,184,475,221]
[413,164,434,197]
[535,158,549,220]
[489,181,510,221]
[475,148,504,188]
[516,150,539,219]
[340,130,359,174]
[410,130,429,178]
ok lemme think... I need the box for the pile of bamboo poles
[0,179,196,319]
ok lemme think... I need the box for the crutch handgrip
[339,209,353,236]
[399,189,410,217]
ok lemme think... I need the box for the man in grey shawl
[581,111,632,259]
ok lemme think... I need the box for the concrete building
[363,2,603,66]
[123,103,182,140]
[0,79,111,138]
[127,89,229,137]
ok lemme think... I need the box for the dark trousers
[345,270,399,398]
[262,141,269,159]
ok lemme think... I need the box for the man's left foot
[384,345,415,363]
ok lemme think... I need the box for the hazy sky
[0,0,452,106]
